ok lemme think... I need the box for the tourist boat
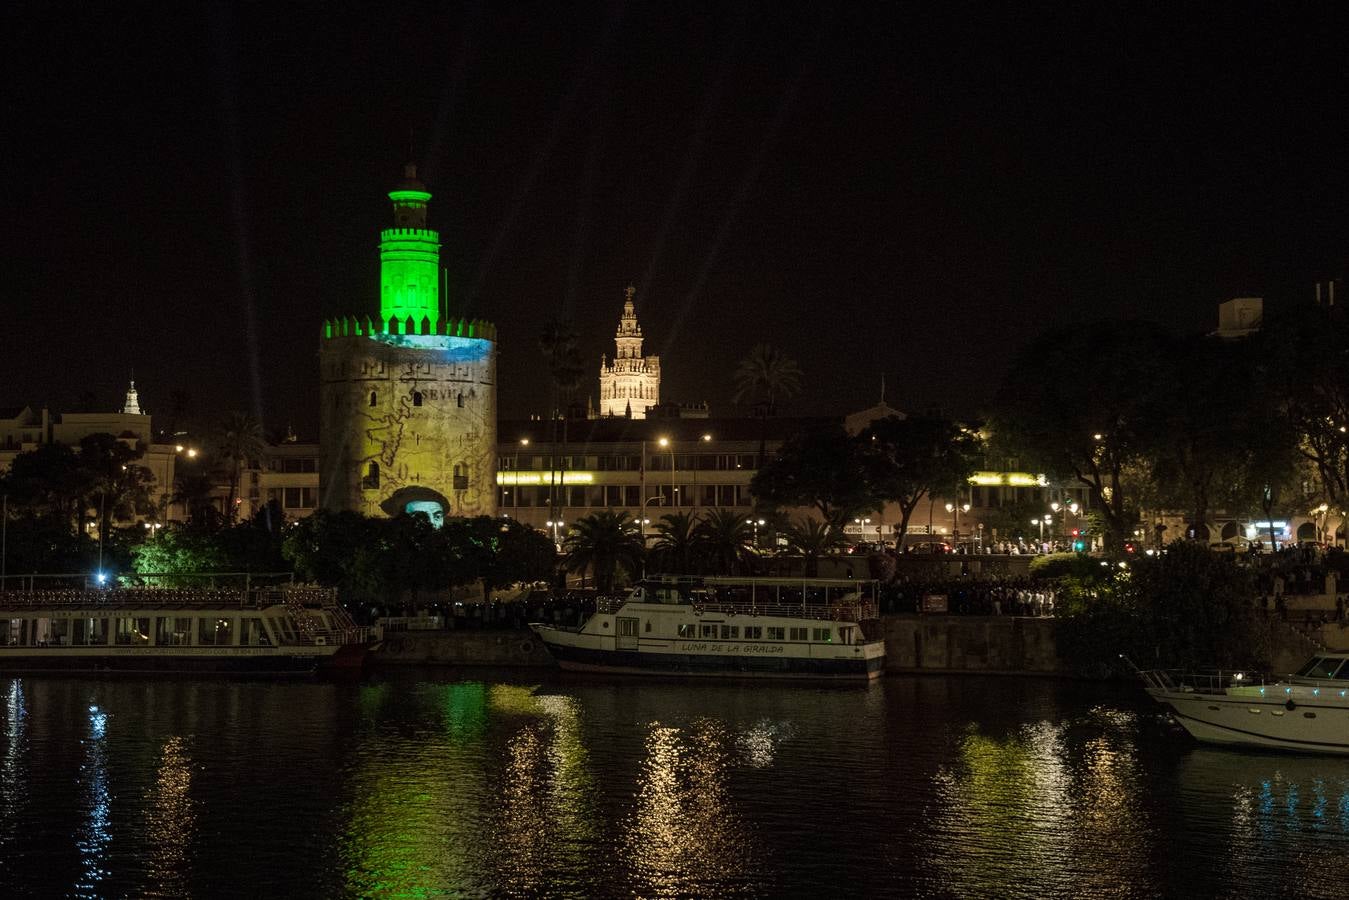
[1136,653,1349,754]
[531,576,886,680]
[0,585,375,675]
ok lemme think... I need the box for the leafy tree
[733,344,803,467]
[77,433,154,537]
[209,412,266,523]
[442,517,556,593]
[751,424,878,521]
[562,510,645,592]
[861,414,980,552]
[785,515,846,577]
[2,442,86,529]
[991,321,1171,550]
[131,527,231,584]
[283,509,385,604]
[693,508,754,575]
[1056,542,1268,676]
[651,511,700,574]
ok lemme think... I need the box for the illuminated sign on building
[968,471,1047,487]
[496,472,596,486]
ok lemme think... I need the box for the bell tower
[599,285,660,418]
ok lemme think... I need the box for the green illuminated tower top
[380,163,441,330]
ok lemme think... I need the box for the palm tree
[209,412,266,522]
[539,320,586,522]
[786,516,846,577]
[172,470,220,529]
[694,508,754,576]
[651,511,700,574]
[563,510,646,593]
[732,344,802,468]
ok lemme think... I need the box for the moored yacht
[0,586,374,675]
[531,576,886,680]
[1137,652,1349,754]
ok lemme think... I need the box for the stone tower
[319,165,498,523]
[599,286,660,418]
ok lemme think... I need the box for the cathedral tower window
[412,391,423,407]
[369,390,377,407]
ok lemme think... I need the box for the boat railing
[1132,665,1268,694]
[597,596,879,622]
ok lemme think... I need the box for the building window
[363,462,379,489]
[369,391,377,407]
[453,462,469,491]
[412,391,423,407]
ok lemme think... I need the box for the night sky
[5,3,1348,437]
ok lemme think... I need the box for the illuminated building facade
[599,287,660,418]
[319,166,498,522]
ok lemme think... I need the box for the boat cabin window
[768,627,785,641]
[1296,657,1348,679]
[115,617,150,646]
[700,624,718,639]
[789,627,808,641]
[3,619,30,647]
[198,617,234,646]
[839,626,855,645]
[72,618,109,646]
[721,625,739,639]
[644,620,652,633]
[812,628,833,643]
[744,626,762,640]
[47,619,70,646]
[678,623,693,638]
[240,617,271,646]
[156,617,193,646]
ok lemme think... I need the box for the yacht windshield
[1295,657,1348,679]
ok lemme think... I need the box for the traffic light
[1071,529,1085,552]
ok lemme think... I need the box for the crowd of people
[881,577,1059,617]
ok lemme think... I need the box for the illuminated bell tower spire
[379,163,441,331]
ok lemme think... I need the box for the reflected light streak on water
[75,704,110,898]
[0,679,27,859]
[144,736,195,897]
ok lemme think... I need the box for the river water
[2,671,1349,898]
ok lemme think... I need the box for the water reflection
[144,736,195,896]
[924,707,1151,898]
[1178,749,1349,896]
[0,680,27,859]
[625,719,761,897]
[75,704,111,898]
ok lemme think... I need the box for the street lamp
[545,519,563,549]
[640,496,667,577]
[854,517,871,547]
[658,436,676,508]
[747,517,766,549]
[945,501,970,543]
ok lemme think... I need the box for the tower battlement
[322,316,497,341]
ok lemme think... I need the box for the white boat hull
[1149,689,1349,755]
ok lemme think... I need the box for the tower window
[453,462,469,491]
[412,391,423,407]
[363,462,380,489]
[457,393,465,408]
[369,391,377,407]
